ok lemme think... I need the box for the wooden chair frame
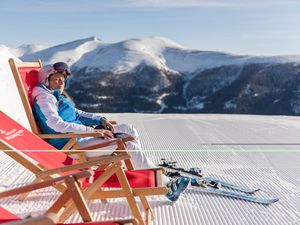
[0,170,138,225]
[8,59,42,134]
[3,217,137,225]
[0,111,168,225]
[8,58,133,164]
[0,141,167,225]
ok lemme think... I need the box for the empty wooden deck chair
[0,171,137,225]
[0,111,168,225]
[8,58,130,163]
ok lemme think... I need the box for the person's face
[48,73,66,92]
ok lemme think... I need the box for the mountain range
[4,36,300,115]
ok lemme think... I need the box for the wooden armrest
[36,154,131,178]
[1,216,137,225]
[38,132,102,139]
[110,120,117,124]
[78,135,134,150]
[121,135,134,142]
[133,167,165,173]
[38,133,134,143]
[0,170,93,198]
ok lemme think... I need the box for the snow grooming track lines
[1,113,300,224]
[189,185,278,205]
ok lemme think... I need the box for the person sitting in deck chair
[32,62,190,202]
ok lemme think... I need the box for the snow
[156,93,170,112]
[74,36,184,73]
[243,84,252,96]
[19,36,300,75]
[290,98,300,114]
[187,96,206,109]
[224,99,237,110]
[1,113,300,225]
[21,36,102,67]
[0,45,30,129]
[10,44,48,57]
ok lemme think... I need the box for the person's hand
[102,118,115,132]
[94,129,114,139]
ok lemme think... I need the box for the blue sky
[1,0,300,55]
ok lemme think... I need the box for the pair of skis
[158,158,279,205]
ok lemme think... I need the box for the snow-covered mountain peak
[21,36,187,73]
[21,36,103,66]
[73,36,185,73]
[120,36,184,51]
[10,44,48,58]
[87,36,102,42]
[53,36,102,49]
[20,35,300,74]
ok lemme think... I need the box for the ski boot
[166,176,191,201]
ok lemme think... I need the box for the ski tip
[263,197,279,205]
[248,188,260,194]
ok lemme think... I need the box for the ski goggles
[52,62,71,76]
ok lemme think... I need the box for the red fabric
[0,207,122,224]
[0,207,121,225]
[0,112,156,189]
[64,155,75,165]
[0,112,55,150]
[58,223,121,225]
[84,169,156,188]
[0,112,77,175]
[17,66,40,106]
[0,207,19,223]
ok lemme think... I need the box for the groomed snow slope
[1,113,300,225]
